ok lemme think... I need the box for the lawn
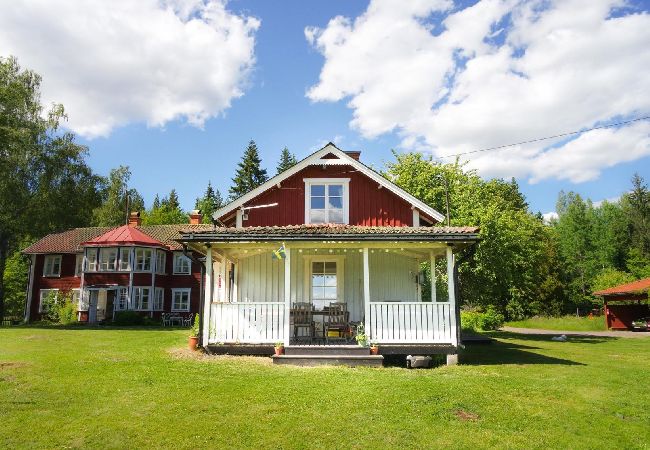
[506,315,607,331]
[1,327,649,449]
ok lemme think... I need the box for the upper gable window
[43,255,62,277]
[304,178,350,224]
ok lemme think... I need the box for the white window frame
[118,248,131,271]
[155,251,166,275]
[154,287,164,311]
[134,248,153,272]
[86,248,98,272]
[133,286,152,311]
[43,255,62,277]
[302,255,345,309]
[78,289,89,312]
[304,178,350,225]
[98,247,118,272]
[171,288,191,312]
[39,289,59,312]
[74,254,83,277]
[173,252,191,275]
[115,287,129,311]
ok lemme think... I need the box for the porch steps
[273,345,383,367]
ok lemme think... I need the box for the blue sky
[1,0,648,217]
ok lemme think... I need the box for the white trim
[213,143,445,223]
[38,288,59,313]
[363,248,370,338]
[43,255,62,277]
[284,246,291,347]
[171,288,191,312]
[304,178,350,225]
[133,247,153,272]
[430,252,436,303]
[172,251,191,275]
[203,246,212,347]
[132,286,152,311]
[25,254,36,322]
[446,246,458,346]
[302,255,345,306]
[74,254,83,277]
[412,210,420,227]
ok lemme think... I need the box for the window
[173,252,191,275]
[171,288,191,312]
[115,287,129,311]
[118,248,131,271]
[99,248,118,271]
[86,248,98,272]
[75,254,83,277]
[311,261,338,301]
[155,251,166,275]
[78,289,89,311]
[154,288,164,311]
[133,287,151,310]
[134,248,153,271]
[43,255,62,277]
[39,289,59,312]
[304,179,349,224]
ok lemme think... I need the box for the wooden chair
[291,302,315,344]
[182,313,193,327]
[324,303,349,344]
[161,313,171,327]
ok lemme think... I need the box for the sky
[0,0,648,218]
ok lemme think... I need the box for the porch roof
[178,224,479,243]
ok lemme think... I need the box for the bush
[113,311,144,326]
[42,291,78,325]
[461,306,504,331]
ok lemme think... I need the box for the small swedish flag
[272,244,286,260]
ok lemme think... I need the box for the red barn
[594,278,650,330]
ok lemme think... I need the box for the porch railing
[368,302,454,344]
[209,302,286,344]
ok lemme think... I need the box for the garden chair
[183,314,194,327]
[324,303,349,344]
[161,313,171,327]
[291,302,315,344]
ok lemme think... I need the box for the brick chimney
[189,209,203,225]
[344,150,361,161]
[128,211,142,227]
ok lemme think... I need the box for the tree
[142,189,187,225]
[0,56,104,318]
[167,189,180,211]
[624,173,649,257]
[195,182,224,224]
[276,147,297,175]
[92,166,144,227]
[591,268,636,294]
[229,140,268,199]
[152,194,160,210]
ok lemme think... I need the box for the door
[88,290,98,323]
[106,290,116,321]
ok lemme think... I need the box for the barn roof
[593,278,650,297]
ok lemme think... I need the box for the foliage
[355,322,369,346]
[92,166,144,226]
[141,189,188,225]
[229,140,268,199]
[113,311,144,326]
[506,315,607,331]
[195,181,224,223]
[461,306,504,331]
[40,291,77,325]
[591,268,637,294]
[0,56,104,318]
[624,173,650,257]
[2,248,29,317]
[190,314,200,337]
[274,341,284,349]
[276,146,297,174]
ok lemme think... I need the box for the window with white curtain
[43,255,62,277]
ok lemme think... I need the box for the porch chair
[182,313,194,327]
[291,302,315,344]
[161,313,171,327]
[324,303,349,344]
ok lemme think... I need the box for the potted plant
[274,341,285,356]
[188,314,200,350]
[355,323,369,347]
[369,342,379,355]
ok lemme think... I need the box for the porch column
[284,246,291,347]
[446,246,458,347]
[430,251,436,303]
[363,248,370,339]
[203,245,212,347]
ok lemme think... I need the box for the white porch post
[203,245,212,347]
[446,246,458,347]
[363,248,370,339]
[284,246,291,347]
[430,251,436,303]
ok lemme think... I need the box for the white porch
[201,242,459,348]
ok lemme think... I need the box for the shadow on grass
[462,336,588,366]
[4,324,186,332]
[492,331,616,345]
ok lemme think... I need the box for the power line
[436,115,650,159]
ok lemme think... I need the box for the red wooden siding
[31,253,81,320]
[221,164,423,227]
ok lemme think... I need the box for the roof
[82,225,165,248]
[23,224,214,254]
[214,143,446,223]
[179,224,480,242]
[593,277,650,296]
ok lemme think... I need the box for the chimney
[128,211,142,227]
[344,150,361,161]
[189,209,203,225]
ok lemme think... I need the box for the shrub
[42,291,78,325]
[190,314,200,337]
[461,306,504,331]
[113,311,144,326]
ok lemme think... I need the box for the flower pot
[370,346,379,355]
[188,336,199,351]
[274,346,284,356]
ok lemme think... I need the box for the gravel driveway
[501,326,650,338]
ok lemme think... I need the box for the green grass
[1,326,649,449]
[506,315,607,331]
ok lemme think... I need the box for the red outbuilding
[593,278,650,330]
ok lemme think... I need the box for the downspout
[453,242,478,347]
[23,254,36,323]
[182,244,206,346]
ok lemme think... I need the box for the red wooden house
[179,143,479,365]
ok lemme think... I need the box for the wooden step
[272,354,384,367]
[285,345,370,356]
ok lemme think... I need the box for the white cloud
[0,0,260,138]
[306,0,650,183]
[542,211,558,223]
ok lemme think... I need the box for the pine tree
[168,189,180,210]
[229,140,268,199]
[152,194,160,209]
[195,182,224,223]
[276,147,297,174]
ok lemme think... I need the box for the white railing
[209,302,286,344]
[369,302,454,344]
